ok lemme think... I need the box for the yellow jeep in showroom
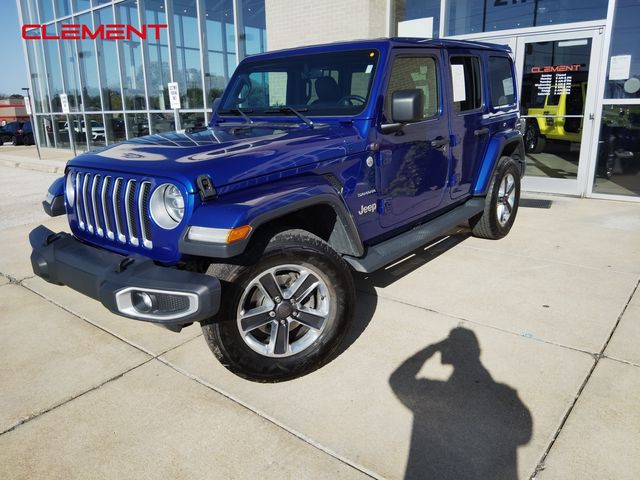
[525,82,587,153]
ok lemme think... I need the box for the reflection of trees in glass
[142,60,171,109]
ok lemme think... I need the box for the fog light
[114,287,199,320]
[132,291,157,313]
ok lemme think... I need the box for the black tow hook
[116,257,135,273]
[45,233,63,246]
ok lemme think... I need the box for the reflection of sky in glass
[77,12,101,110]
[118,0,146,110]
[446,0,607,35]
[37,0,54,22]
[394,0,440,38]
[54,0,71,18]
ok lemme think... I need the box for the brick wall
[265,0,389,51]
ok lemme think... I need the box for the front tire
[201,229,355,382]
[470,156,521,240]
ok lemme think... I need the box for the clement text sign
[531,64,581,74]
[22,24,168,40]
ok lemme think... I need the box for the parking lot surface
[1,159,639,479]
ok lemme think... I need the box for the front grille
[72,171,153,249]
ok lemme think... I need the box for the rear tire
[470,156,521,240]
[525,122,545,154]
[201,229,355,382]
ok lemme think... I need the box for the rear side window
[450,56,482,113]
[385,56,439,121]
[488,56,516,107]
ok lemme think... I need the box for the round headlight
[65,173,75,207]
[150,183,185,229]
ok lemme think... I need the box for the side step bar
[344,198,485,273]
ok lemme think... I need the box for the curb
[0,158,65,175]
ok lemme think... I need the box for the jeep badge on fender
[30,38,524,382]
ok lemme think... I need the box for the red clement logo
[531,64,581,74]
[22,24,168,40]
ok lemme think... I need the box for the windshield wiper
[264,106,314,129]
[218,108,254,124]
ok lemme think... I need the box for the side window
[450,56,482,113]
[488,56,516,107]
[385,56,439,121]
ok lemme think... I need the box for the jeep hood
[68,123,366,192]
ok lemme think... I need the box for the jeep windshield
[220,49,379,117]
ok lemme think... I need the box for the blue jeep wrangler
[30,38,524,381]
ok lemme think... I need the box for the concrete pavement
[0,164,639,479]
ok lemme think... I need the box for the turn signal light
[226,225,252,243]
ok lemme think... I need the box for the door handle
[430,136,450,149]
[474,128,490,136]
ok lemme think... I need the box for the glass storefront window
[240,0,267,55]
[59,32,81,111]
[144,0,171,110]
[117,1,147,110]
[38,0,55,22]
[55,0,71,17]
[50,116,66,148]
[446,0,608,36]
[605,0,640,99]
[594,105,640,196]
[126,113,150,138]
[393,0,440,38]
[76,13,102,111]
[85,114,106,149]
[72,0,91,13]
[26,39,47,113]
[172,0,204,109]
[104,113,126,144]
[43,25,64,112]
[95,6,123,111]
[21,1,37,25]
[179,112,205,130]
[36,116,51,148]
[56,114,88,150]
[149,113,176,134]
[205,0,235,103]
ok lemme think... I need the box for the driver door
[377,51,451,228]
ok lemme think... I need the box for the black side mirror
[392,89,424,123]
[381,89,424,134]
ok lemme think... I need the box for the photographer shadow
[390,327,532,480]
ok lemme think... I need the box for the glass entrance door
[516,30,602,195]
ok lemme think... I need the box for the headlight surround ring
[150,183,185,230]
[65,172,75,207]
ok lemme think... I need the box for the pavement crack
[357,288,597,357]
[0,358,153,437]
[530,277,640,479]
[19,281,156,358]
[156,355,383,480]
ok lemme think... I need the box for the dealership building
[17,0,640,201]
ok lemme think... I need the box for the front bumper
[29,226,221,327]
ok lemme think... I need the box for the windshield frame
[218,48,381,119]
